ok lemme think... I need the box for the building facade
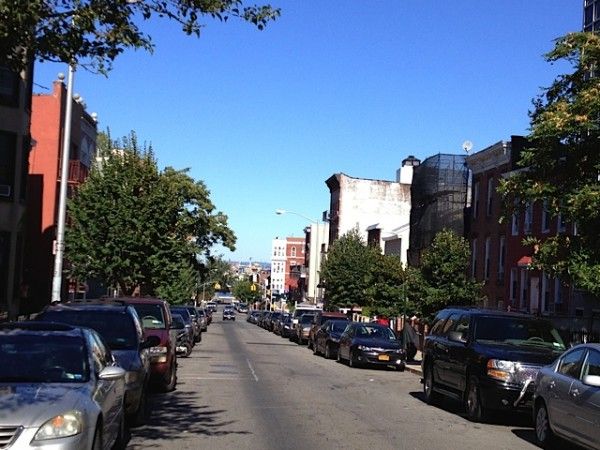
[285,236,305,301]
[303,221,329,305]
[270,237,286,300]
[24,75,97,313]
[325,171,412,265]
[0,63,33,319]
[584,0,600,31]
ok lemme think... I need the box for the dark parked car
[237,303,248,313]
[171,314,193,357]
[36,301,159,425]
[421,307,566,421]
[171,306,200,344]
[118,297,178,392]
[294,313,316,345]
[0,322,126,449]
[181,305,203,342]
[338,322,405,370]
[267,312,283,332]
[280,314,294,338]
[307,311,348,350]
[313,319,350,359]
[247,310,261,324]
[533,343,600,449]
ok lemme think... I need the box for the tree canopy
[65,131,236,302]
[0,0,280,73]
[499,32,600,296]
[231,278,261,303]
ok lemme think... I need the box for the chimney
[396,155,421,184]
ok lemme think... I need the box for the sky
[34,1,582,263]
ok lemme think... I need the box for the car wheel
[325,343,332,359]
[535,401,555,448]
[312,341,319,355]
[465,376,486,422]
[337,348,344,363]
[92,424,102,450]
[184,343,193,357]
[423,365,441,405]
[348,351,359,368]
[162,362,177,392]
[396,362,406,372]
[307,340,313,350]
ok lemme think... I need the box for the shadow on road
[129,389,252,447]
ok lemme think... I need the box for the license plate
[378,354,390,361]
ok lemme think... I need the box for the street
[126,311,580,450]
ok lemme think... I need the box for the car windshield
[131,304,166,329]
[171,308,192,323]
[331,321,349,333]
[301,315,315,324]
[473,316,566,351]
[355,325,397,341]
[0,334,89,383]
[38,310,138,349]
[171,315,185,329]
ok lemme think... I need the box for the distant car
[36,301,159,425]
[0,322,127,449]
[118,297,178,392]
[206,302,218,313]
[223,309,236,321]
[237,303,249,313]
[170,306,197,346]
[314,319,350,359]
[533,343,600,449]
[171,314,193,357]
[247,310,261,324]
[196,307,209,330]
[181,305,203,342]
[280,314,294,338]
[294,314,316,345]
[338,322,406,371]
[308,311,348,350]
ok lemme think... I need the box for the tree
[366,254,408,318]
[231,279,261,303]
[320,228,379,311]
[1,0,280,73]
[417,229,483,318]
[499,32,600,296]
[65,131,235,301]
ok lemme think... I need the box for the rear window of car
[0,334,89,383]
[330,320,349,333]
[301,315,315,324]
[131,304,167,329]
[38,310,138,349]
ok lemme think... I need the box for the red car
[118,297,177,392]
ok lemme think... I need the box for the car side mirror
[583,374,600,387]
[99,366,126,381]
[141,335,161,349]
[447,331,467,344]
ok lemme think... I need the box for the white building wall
[270,238,286,297]
[306,222,329,304]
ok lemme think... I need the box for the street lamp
[275,209,323,305]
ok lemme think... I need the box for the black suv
[36,301,160,425]
[421,307,565,421]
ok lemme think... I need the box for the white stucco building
[270,237,286,298]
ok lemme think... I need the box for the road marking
[246,358,259,382]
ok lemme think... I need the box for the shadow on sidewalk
[128,389,252,448]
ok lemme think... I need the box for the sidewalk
[404,350,423,377]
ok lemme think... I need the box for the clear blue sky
[34,1,582,262]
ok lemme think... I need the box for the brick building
[24,75,97,313]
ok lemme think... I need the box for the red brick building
[467,136,576,317]
[285,237,305,299]
[24,75,97,312]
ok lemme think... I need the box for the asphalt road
[126,312,580,450]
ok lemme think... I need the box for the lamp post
[275,209,323,305]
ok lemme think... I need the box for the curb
[404,364,422,377]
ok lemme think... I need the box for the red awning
[517,256,532,267]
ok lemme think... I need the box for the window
[454,315,470,335]
[557,200,567,233]
[442,313,461,335]
[0,66,19,106]
[524,202,533,234]
[472,181,479,218]
[486,178,494,216]
[558,348,586,379]
[471,238,477,278]
[484,237,491,281]
[583,350,600,379]
[541,272,551,313]
[541,199,551,233]
[510,268,517,303]
[498,236,506,282]
[291,246,296,257]
[511,200,520,236]
[0,131,16,199]
[520,269,528,310]
[555,278,563,305]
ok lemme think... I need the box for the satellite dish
[462,140,473,154]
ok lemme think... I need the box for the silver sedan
[533,342,600,450]
[0,322,126,450]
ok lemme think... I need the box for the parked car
[118,297,178,392]
[273,313,289,335]
[0,322,127,449]
[171,314,193,357]
[170,306,199,344]
[35,300,159,425]
[267,312,283,332]
[338,322,406,370]
[280,314,294,338]
[307,311,348,350]
[237,303,249,313]
[247,310,261,324]
[533,343,600,449]
[421,307,566,421]
[223,308,236,321]
[313,319,350,359]
[199,307,211,327]
[181,305,203,342]
[294,313,316,345]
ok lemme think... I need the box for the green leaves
[65,130,236,302]
[0,0,281,73]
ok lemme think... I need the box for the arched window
[291,246,296,257]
